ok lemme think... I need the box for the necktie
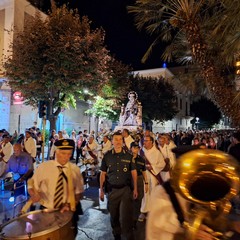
[54,166,64,209]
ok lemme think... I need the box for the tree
[85,58,132,122]
[4,4,112,130]
[128,0,240,125]
[85,96,118,120]
[190,97,222,129]
[129,75,178,124]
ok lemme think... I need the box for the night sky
[54,0,167,70]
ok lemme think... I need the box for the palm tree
[128,0,240,125]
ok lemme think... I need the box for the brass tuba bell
[171,149,240,240]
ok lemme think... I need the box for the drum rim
[0,209,73,239]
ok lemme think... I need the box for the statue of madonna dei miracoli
[119,91,142,128]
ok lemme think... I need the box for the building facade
[0,0,110,135]
[133,67,193,133]
[0,0,47,132]
[1,1,228,135]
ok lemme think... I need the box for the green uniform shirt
[101,149,136,186]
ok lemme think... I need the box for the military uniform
[101,149,136,240]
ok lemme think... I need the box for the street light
[195,117,200,130]
[87,100,92,133]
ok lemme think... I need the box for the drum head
[0,210,73,239]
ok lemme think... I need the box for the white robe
[140,145,165,213]
[146,185,186,240]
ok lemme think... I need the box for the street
[0,173,146,240]
[76,175,146,240]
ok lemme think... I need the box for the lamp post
[87,100,92,133]
[195,117,200,130]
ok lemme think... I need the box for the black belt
[111,184,127,189]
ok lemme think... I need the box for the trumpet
[171,149,240,240]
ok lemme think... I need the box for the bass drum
[0,209,75,240]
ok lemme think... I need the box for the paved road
[0,156,146,240]
[0,178,146,240]
[76,176,146,240]
[2,172,240,240]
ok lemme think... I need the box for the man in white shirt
[146,146,238,240]
[122,128,134,151]
[82,135,99,177]
[101,135,112,155]
[82,135,99,163]
[62,129,69,139]
[157,135,176,182]
[28,139,84,237]
[138,135,167,221]
[23,130,37,161]
[97,135,112,166]
[146,184,220,240]
[0,134,13,177]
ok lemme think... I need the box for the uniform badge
[123,167,127,172]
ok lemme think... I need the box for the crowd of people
[0,126,240,239]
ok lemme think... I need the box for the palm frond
[141,36,161,63]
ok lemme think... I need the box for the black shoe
[114,235,121,240]
[133,220,137,230]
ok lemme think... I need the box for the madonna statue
[119,91,142,127]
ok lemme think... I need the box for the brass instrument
[171,149,240,240]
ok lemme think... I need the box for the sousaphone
[171,149,240,239]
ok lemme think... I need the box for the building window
[180,98,182,110]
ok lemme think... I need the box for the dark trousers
[76,148,83,164]
[108,186,135,240]
[133,176,144,221]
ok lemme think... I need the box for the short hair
[123,129,130,135]
[13,143,23,150]
[103,135,109,140]
[233,132,240,142]
[158,134,167,140]
[145,135,154,143]
[112,132,123,138]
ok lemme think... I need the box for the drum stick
[21,199,33,214]
[21,178,44,214]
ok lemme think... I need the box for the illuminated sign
[13,91,24,105]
